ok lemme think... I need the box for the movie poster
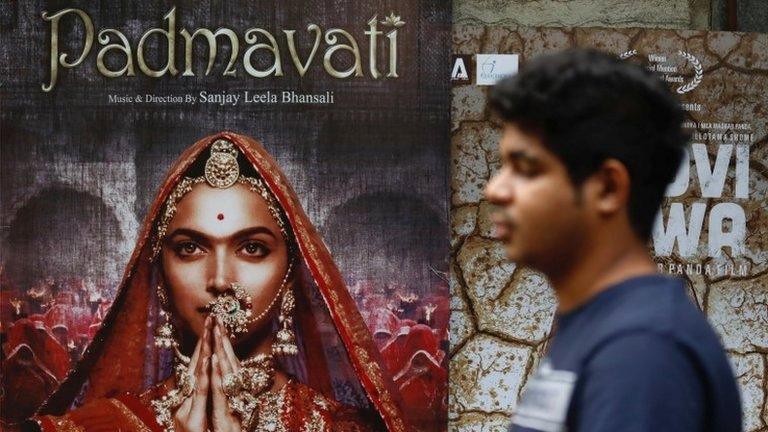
[450,26,766,431]
[0,2,450,430]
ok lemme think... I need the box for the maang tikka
[151,138,294,261]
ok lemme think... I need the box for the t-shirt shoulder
[571,331,706,432]
[578,276,704,347]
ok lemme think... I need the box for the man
[484,49,742,432]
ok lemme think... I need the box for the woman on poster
[29,132,410,432]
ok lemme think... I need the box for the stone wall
[449,24,768,432]
[454,0,712,29]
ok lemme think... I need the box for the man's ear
[585,158,631,216]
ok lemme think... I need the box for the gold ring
[222,372,242,397]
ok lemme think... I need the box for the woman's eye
[239,241,269,257]
[175,241,203,256]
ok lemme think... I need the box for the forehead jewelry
[204,139,239,188]
[205,261,294,337]
[151,138,294,260]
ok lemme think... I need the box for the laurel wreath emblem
[619,49,638,60]
[619,49,703,94]
[676,50,703,94]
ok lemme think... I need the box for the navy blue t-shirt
[509,275,742,432]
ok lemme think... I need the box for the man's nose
[485,171,513,205]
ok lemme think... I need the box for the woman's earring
[150,283,193,430]
[154,284,177,350]
[155,310,177,349]
[272,287,298,356]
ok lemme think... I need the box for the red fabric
[277,381,376,431]
[44,305,69,330]
[380,332,409,375]
[380,324,440,377]
[53,292,77,306]
[5,319,70,379]
[401,325,440,361]
[0,298,17,327]
[114,394,164,432]
[88,323,101,339]
[37,415,58,432]
[428,297,450,336]
[72,307,92,339]
[2,345,60,424]
[37,396,163,432]
[377,325,447,431]
[44,305,92,342]
[397,358,447,431]
[28,314,46,324]
[37,382,374,431]
[393,330,447,432]
[370,309,402,337]
[294,281,334,396]
[92,301,111,324]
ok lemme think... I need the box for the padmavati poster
[0,1,451,431]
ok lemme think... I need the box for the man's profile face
[484,123,590,273]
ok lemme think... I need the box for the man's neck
[548,239,657,313]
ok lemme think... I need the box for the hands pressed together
[174,316,244,432]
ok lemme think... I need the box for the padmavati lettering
[41,7,405,91]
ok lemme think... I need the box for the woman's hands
[211,319,243,432]
[172,316,212,432]
[172,317,243,432]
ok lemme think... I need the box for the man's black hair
[489,48,689,241]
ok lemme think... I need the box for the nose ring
[205,283,253,335]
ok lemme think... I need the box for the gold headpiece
[204,139,240,188]
[151,139,293,260]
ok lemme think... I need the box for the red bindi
[217,213,224,220]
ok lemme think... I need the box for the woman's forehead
[169,183,280,235]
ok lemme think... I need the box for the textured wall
[712,0,768,33]
[449,25,768,432]
[454,0,711,29]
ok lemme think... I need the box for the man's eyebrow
[503,149,540,162]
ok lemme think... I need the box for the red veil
[35,132,410,431]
